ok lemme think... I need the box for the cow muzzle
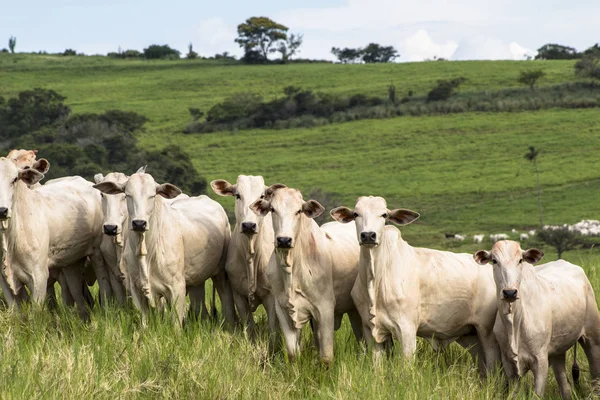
[241,222,257,235]
[0,207,9,221]
[359,231,378,246]
[131,219,147,232]
[276,236,293,249]
[103,224,118,236]
[502,288,519,302]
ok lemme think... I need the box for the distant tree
[0,48,8,53]
[535,228,580,259]
[331,47,362,64]
[535,43,580,60]
[518,69,546,91]
[186,42,198,60]
[62,49,77,56]
[8,36,16,53]
[583,43,600,57]
[277,33,303,63]
[361,43,398,63]
[525,146,543,227]
[574,55,600,81]
[235,17,288,62]
[214,51,236,61]
[426,77,467,102]
[143,44,180,60]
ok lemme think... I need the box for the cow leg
[264,293,279,348]
[188,284,207,321]
[477,328,501,375]
[316,307,335,366]
[108,267,127,306]
[275,300,300,362]
[28,266,49,306]
[348,309,364,343]
[531,354,549,398]
[550,353,572,400]
[167,280,187,327]
[579,335,600,392]
[395,321,417,359]
[130,283,150,326]
[90,252,112,307]
[62,265,91,320]
[55,270,75,307]
[232,289,255,330]
[456,334,486,375]
[0,272,17,307]
[45,271,59,310]
[211,270,237,326]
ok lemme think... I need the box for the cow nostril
[276,236,292,248]
[131,220,147,231]
[0,207,8,219]
[502,289,518,299]
[360,231,377,244]
[241,222,257,234]
[103,224,118,236]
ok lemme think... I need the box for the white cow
[0,158,103,318]
[250,185,361,365]
[474,240,600,399]
[490,233,509,242]
[331,196,500,374]
[519,233,529,241]
[94,171,236,326]
[473,234,485,244]
[211,176,279,336]
[7,149,39,171]
[454,234,466,241]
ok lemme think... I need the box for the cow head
[211,176,283,235]
[94,172,129,237]
[0,157,45,220]
[93,171,181,233]
[473,240,544,303]
[7,149,39,171]
[331,196,419,247]
[250,186,322,249]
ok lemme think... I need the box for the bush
[518,70,546,91]
[575,56,600,81]
[62,49,77,56]
[206,92,263,123]
[427,77,467,102]
[108,49,142,59]
[143,44,180,60]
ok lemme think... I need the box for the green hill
[1,54,598,246]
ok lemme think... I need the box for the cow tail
[572,343,580,386]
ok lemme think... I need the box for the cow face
[7,149,39,170]
[94,172,128,236]
[331,196,419,247]
[250,186,323,249]
[212,175,273,235]
[473,240,544,302]
[0,158,45,220]
[93,172,181,233]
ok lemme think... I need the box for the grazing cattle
[473,234,485,244]
[474,241,600,399]
[250,185,361,365]
[519,233,529,241]
[211,176,279,335]
[0,158,103,318]
[490,233,509,242]
[331,196,500,374]
[454,234,466,241]
[94,171,236,326]
[511,229,518,234]
[528,230,536,236]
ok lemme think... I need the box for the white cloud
[399,30,458,62]
[451,36,534,61]
[196,17,240,57]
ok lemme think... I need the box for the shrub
[143,44,180,60]
[518,70,546,91]
[206,92,262,123]
[427,77,467,102]
[62,49,77,56]
[575,55,600,81]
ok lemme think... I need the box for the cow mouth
[501,296,519,303]
[359,241,379,247]
[241,228,257,235]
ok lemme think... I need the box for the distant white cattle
[490,233,509,242]
[94,171,236,326]
[473,234,485,243]
[519,233,529,241]
[0,158,103,318]
[474,241,600,399]
[211,176,279,336]
[511,229,518,234]
[251,185,361,365]
[528,230,536,236]
[454,234,466,241]
[331,197,500,374]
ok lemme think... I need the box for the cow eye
[12,177,18,184]
[296,209,303,215]
[100,193,104,198]
[491,259,498,265]
[270,207,275,213]
[260,194,265,199]
[381,213,388,218]
[353,212,359,218]
[518,259,523,264]
[235,194,241,200]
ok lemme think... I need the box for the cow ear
[302,200,325,219]
[522,248,544,264]
[93,181,125,195]
[19,169,44,186]
[93,173,104,184]
[473,250,491,265]
[32,158,50,174]
[250,199,271,216]
[388,208,420,225]
[211,179,235,196]
[135,165,147,174]
[156,183,182,199]
[330,207,355,223]
[265,183,287,198]
[32,149,39,155]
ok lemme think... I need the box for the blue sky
[1,0,598,61]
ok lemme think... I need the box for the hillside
[1,54,598,246]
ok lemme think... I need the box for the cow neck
[498,263,539,368]
[276,214,321,329]
[3,181,38,295]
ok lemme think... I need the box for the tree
[143,44,180,60]
[583,43,600,57]
[535,228,580,259]
[361,43,398,63]
[518,69,545,91]
[277,33,303,63]
[426,77,467,102]
[525,146,543,227]
[62,49,77,56]
[535,43,580,60]
[331,47,362,64]
[574,55,600,81]
[186,42,198,59]
[8,36,16,53]
[235,17,288,62]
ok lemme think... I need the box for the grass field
[1,54,600,399]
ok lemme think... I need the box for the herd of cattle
[1,149,600,399]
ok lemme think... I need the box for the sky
[1,0,599,62]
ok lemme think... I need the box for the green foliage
[534,228,581,259]
[361,43,399,63]
[235,16,288,62]
[8,35,16,53]
[186,43,198,60]
[583,43,600,57]
[62,49,77,56]
[277,33,303,63]
[535,43,580,60]
[143,44,180,60]
[107,49,142,59]
[145,145,207,194]
[575,55,600,81]
[427,77,467,102]
[331,47,362,64]
[518,69,545,90]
